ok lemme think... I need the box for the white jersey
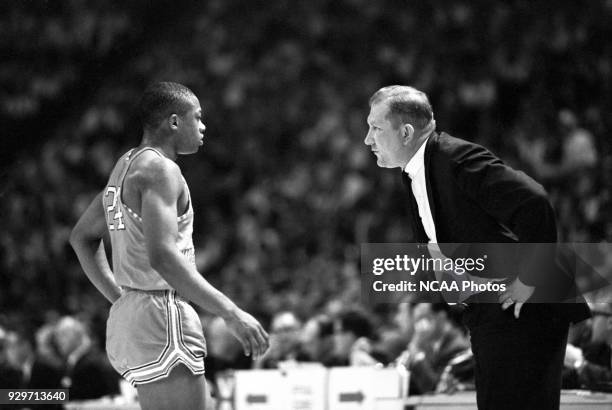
[103,147,196,290]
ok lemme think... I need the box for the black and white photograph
[1,1,611,409]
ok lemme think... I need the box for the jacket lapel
[424,132,438,235]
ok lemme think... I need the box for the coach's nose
[364,131,374,146]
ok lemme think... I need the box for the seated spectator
[564,303,612,392]
[254,311,302,369]
[2,326,63,409]
[395,303,472,395]
[0,325,23,390]
[375,300,417,362]
[34,323,63,368]
[516,109,598,183]
[331,308,388,366]
[204,316,252,383]
[296,314,335,365]
[52,316,119,400]
[3,328,63,389]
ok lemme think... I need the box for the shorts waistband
[120,287,187,302]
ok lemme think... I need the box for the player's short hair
[139,82,197,130]
[369,85,433,130]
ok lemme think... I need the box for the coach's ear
[402,124,414,144]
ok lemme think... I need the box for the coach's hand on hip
[498,278,535,319]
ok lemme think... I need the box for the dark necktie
[401,172,429,243]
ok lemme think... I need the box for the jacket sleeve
[449,141,557,286]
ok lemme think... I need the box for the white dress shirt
[404,138,437,243]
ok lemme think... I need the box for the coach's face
[365,102,406,168]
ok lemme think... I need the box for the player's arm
[138,157,268,357]
[69,191,121,303]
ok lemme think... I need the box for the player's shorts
[106,288,207,387]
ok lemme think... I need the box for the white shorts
[106,289,206,386]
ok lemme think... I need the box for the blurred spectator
[52,316,119,400]
[564,303,612,392]
[515,108,604,240]
[34,323,64,369]
[0,325,23,390]
[373,300,417,362]
[204,316,252,385]
[3,328,63,390]
[395,303,472,395]
[1,327,63,409]
[517,109,597,183]
[254,311,302,369]
[331,308,388,366]
[296,314,335,365]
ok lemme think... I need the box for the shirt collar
[403,135,430,178]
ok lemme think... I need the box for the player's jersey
[103,147,196,290]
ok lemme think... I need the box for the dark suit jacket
[404,132,590,323]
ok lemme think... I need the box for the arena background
[1,0,611,352]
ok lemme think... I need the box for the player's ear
[168,114,179,130]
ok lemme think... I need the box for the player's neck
[140,133,177,161]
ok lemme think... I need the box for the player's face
[364,102,405,168]
[177,98,206,154]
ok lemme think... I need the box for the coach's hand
[225,309,269,357]
[498,278,535,319]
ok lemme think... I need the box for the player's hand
[224,309,269,357]
[498,277,535,318]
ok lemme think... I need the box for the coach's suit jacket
[403,131,590,324]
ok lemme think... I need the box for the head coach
[364,85,590,410]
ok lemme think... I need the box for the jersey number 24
[105,186,125,231]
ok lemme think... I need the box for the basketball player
[70,82,269,410]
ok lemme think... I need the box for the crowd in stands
[204,301,612,397]
[1,0,612,399]
[0,315,119,408]
[4,301,612,405]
